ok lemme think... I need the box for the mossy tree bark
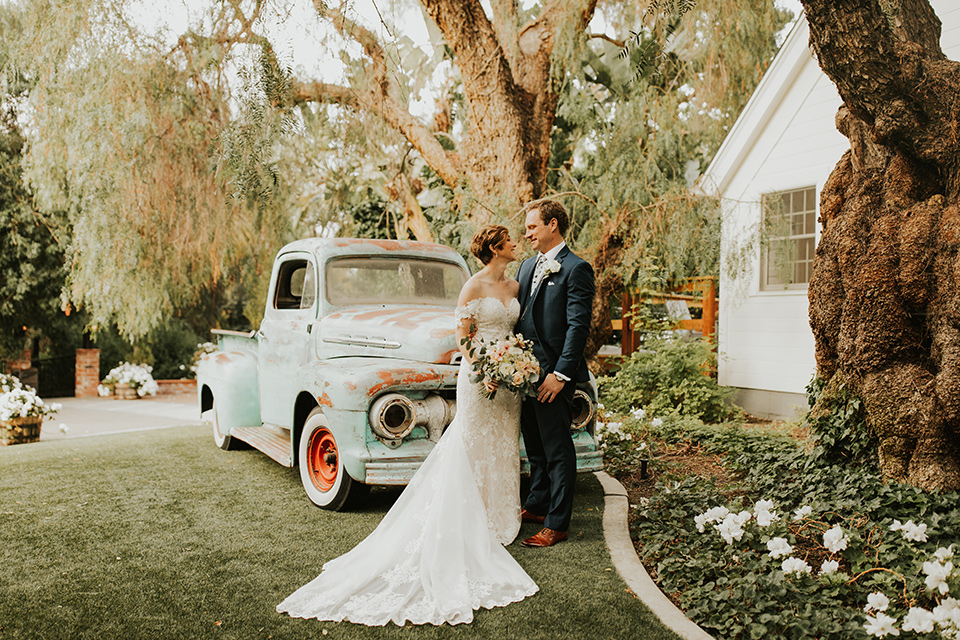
[802,0,960,490]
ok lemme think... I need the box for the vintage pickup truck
[197,237,602,510]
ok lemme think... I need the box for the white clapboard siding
[702,1,958,417]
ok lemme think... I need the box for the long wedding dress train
[276,297,538,626]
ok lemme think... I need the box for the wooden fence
[613,277,718,357]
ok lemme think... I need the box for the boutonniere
[543,258,561,277]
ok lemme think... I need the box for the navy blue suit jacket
[515,245,595,384]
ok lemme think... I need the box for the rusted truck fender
[295,357,459,483]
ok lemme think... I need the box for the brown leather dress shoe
[521,527,567,547]
[521,509,546,525]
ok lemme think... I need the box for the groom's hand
[537,373,565,403]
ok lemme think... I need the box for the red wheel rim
[308,428,338,491]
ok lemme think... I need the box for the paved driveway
[39,393,201,441]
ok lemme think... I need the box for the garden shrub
[627,420,960,640]
[599,336,740,422]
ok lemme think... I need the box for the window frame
[759,186,818,292]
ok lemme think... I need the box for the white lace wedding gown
[277,296,538,626]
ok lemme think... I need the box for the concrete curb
[595,471,715,640]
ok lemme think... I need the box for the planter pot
[115,384,140,400]
[1,416,42,446]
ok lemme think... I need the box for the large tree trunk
[298,0,597,214]
[802,0,960,490]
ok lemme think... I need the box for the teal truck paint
[197,237,603,510]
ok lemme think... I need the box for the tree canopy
[2,0,790,341]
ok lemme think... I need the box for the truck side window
[274,259,315,310]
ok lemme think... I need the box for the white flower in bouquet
[467,333,540,399]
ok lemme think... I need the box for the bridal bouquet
[463,333,541,399]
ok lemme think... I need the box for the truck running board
[230,426,293,467]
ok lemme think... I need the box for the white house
[699,2,960,419]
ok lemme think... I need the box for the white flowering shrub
[0,377,61,422]
[594,404,665,477]
[99,362,159,397]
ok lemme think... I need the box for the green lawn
[1,425,679,640]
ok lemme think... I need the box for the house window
[761,186,817,290]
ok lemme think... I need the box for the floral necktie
[531,254,547,291]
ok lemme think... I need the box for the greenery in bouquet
[461,333,540,399]
[0,373,61,422]
[98,362,160,397]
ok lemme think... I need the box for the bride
[276,225,538,626]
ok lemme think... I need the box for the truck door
[257,253,317,428]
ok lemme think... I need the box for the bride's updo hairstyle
[470,225,510,265]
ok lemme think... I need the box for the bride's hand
[484,379,499,393]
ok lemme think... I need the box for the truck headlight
[370,393,456,441]
[570,389,595,432]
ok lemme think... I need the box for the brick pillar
[5,349,32,374]
[75,348,101,398]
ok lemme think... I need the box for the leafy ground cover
[602,411,960,640]
[0,425,679,640]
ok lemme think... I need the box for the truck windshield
[325,257,467,306]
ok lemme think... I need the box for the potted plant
[1,374,61,445]
[98,362,160,399]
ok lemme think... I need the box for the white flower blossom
[823,525,849,554]
[923,560,954,595]
[651,417,663,428]
[754,499,779,527]
[630,407,646,420]
[639,442,648,451]
[820,560,840,576]
[715,511,751,544]
[793,505,812,521]
[935,546,956,563]
[933,598,960,625]
[766,537,793,559]
[891,519,928,542]
[901,607,935,633]
[58,424,69,434]
[694,506,730,533]
[864,612,900,637]
[781,557,812,577]
[866,592,890,613]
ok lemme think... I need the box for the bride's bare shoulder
[457,276,487,306]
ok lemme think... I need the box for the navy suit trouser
[521,379,577,532]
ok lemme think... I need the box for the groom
[515,200,595,548]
